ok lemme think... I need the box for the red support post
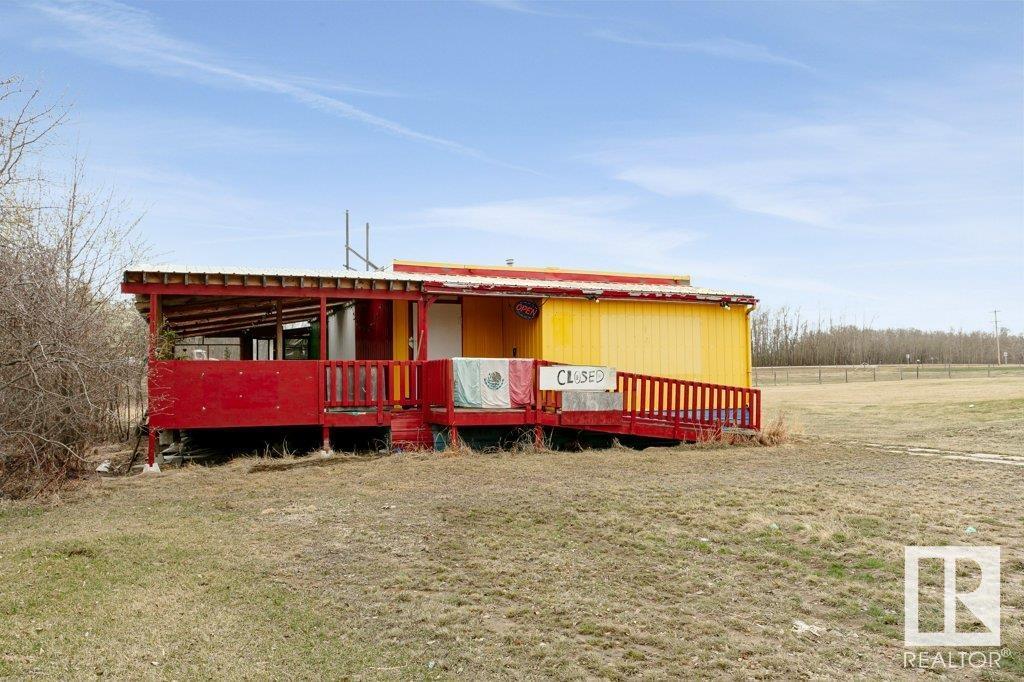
[319,297,328,361]
[146,293,161,468]
[416,296,433,361]
[319,297,327,448]
[148,293,161,361]
[445,359,455,424]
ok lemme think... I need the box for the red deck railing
[419,359,760,433]
[616,371,760,431]
[147,358,761,436]
[323,360,421,410]
[420,358,451,412]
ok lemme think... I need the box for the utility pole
[342,211,379,271]
[992,310,1001,365]
[345,210,350,270]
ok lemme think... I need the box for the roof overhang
[122,264,758,336]
[420,282,757,305]
[393,260,692,286]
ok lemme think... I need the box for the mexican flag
[452,358,534,409]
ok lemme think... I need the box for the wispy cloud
[599,117,1021,240]
[282,75,404,99]
[85,160,356,256]
[81,110,325,155]
[29,0,526,168]
[407,195,700,271]
[88,160,334,229]
[591,29,814,72]
[475,2,813,72]
[583,64,1023,325]
[592,61,1024,241]
[472,0,583,19]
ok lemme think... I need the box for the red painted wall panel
[355,300,393,360]
[149,360,320,429]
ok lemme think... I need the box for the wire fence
[752,363,1024,386]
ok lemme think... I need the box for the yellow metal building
[390,261,755,388]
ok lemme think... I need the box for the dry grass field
[763,376,1024,456]
[0,377,1021,679]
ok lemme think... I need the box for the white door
[424,302,462,359]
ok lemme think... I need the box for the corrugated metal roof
[125,263,756,301]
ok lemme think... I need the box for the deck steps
[390,411,434,449]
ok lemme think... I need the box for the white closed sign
[539,365,617,391]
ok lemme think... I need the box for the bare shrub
[0,76,147,498]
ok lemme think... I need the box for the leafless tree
[1,76,147,498]
[752,306,1024,367]
[0,76,67,195]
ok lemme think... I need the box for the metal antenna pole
[365,222,370,272]
[345,210,350,270]
[992,310,1001,365]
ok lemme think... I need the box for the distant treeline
[752,307,1023,367]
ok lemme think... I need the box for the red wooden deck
[147,358,760,463]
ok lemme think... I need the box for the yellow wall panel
[459,296,542,359]
[392,301,410,360]
[539,299,750,387]
[502,299,542,358]
[462,296,504,357]
[395,295,750,388]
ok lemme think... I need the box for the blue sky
[3,0,1022,331]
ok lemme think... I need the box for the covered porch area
[124,265,761,469]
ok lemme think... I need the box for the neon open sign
[538,365,617,391]
[513,299,539,320]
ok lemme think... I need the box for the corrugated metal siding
[540,299,750,387]
[392,301,410,360]
[393,295,750,386]
[462,297,504,357]
[355,301,392,360]
[502,299,542,358]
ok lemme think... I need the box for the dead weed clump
[725,414,794,447]
[439,434,475,459]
